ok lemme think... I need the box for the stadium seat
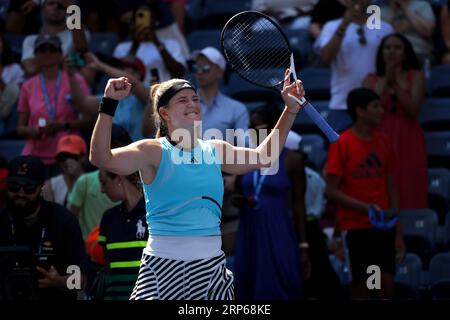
[428,64,450,97]
[284,28,313,68]
[446,214,450,247]
[224,72,281,104]
[399,209,439,269]
[0,0,9,20]
[299,134,327,171]
[428,168,450,225]
[395,253,422,299]
[429,252,450,299]
[89,32,119,58]
[4,33,26,56]
[0,108,20,139]
[0,139,26,161]
[186,29,222,52]
[419,98,450,131]
[189,0,252,29]
[425,131,450,169]
[298,67,331,100]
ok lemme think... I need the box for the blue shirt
[143,137,224,236]
[200,91,249,146]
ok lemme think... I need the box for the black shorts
[345,228,396,282]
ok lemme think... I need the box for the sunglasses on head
[357,26,367,46]
[7,182,39,195]
[56,152,80,162]
[193,64,212,74]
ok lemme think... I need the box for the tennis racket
[220,11,339,143]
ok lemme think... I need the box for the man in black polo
[0,155,88,300]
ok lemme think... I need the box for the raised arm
[212,70,305,175]
[89,77,159,175]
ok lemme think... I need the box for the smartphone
[150,68,160,84]
[135,8,151,29]
[69,52,86,69]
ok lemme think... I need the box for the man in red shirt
[325,88,406,300]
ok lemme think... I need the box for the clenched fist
[104,77,132,101]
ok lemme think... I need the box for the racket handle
[288,95,340,143]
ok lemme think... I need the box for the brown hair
[106,171,143,195]
[150,78,193,138]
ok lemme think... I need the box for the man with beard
[0,156,88,300]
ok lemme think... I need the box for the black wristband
[99,97,119,117]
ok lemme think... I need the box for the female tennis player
[89,71,305,300]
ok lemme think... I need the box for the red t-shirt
[326,128,396,230]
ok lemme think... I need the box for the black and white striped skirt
[129,252,234,300]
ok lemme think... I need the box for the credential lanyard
[252,168,269,208]
[40,70,62,120]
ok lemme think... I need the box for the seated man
[0,156,88,300]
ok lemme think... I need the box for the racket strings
[222,14,291,87]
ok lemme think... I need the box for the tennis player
[89,72,305,300]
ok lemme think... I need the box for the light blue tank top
[142,137,223,236]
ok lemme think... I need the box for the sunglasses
[56,153,80,162]
[193,64,212,74]
[7,182,39,195]
[357,26,367,46]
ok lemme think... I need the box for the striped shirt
[98,198,148,300]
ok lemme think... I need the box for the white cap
[193,46,226,70]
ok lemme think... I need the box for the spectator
[67,124,130,240]
[68,52,148,142]
[0,155,89,300]
[303,165,343,300]
[21,0,90,77]
[252,0,319,30]
[113,1,187,86]
[325,88,406,299]
[314,0,393,133]
[0,32,24,134]
[117,0,190,58]
[16,34,92,172]
[363,33,427,209]
[0,32,25,86]
[233,106,309,300]
[97,167,147,300]
[78,0,121,33]
[192,47,249,146]
[163,0,186,34]
[42,134,87,206]
[440,1,450,64]
[380,0,436,64]
[5,0,41,34]
[309,0,346,39]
